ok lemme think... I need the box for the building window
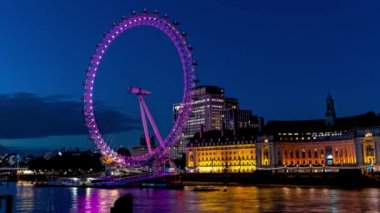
[366,145,375,156]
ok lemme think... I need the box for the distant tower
[325,92,336,127]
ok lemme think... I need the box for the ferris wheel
[83,9,196,167]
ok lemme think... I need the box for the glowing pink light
[83,12,195,167]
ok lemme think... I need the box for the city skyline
[1,0,380,152]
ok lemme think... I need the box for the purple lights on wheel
[83,10,196,167]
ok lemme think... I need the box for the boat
[34,175,117,188]
[140,182,184,189]
[191,186,219,192]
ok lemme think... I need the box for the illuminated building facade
[258,126,380,169]
[185,131,257,173]
[173,86,224,156]
[179,86,225,139]
[174,86,262,156]
[257,134,359,168]
[257,94,380,170]
[185,94,380,172]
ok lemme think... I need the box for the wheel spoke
[83,11,195,167]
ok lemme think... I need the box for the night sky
[1,0,379,153]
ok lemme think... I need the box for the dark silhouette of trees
[173,153,186,170]
[28,150,103,174]
[117,147,131,157]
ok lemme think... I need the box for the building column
[256,143,262,168]
[193,149,197,169]
[354,139,363,166]
[375,138,380,166]
[270,142,276,168]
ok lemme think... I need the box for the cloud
[0,93,140,139]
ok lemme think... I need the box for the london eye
[83,10,196,168]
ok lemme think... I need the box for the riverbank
[183,169,380,188]
[9,169,380,188]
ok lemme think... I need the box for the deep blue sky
[1,0,380,152]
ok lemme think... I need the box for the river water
[0,182,379,212]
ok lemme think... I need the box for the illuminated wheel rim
[83,10,196,167]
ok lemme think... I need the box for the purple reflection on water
[2,183,380,212]
[76,187,121,213]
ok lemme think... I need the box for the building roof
[265,112,380,133]
[187,130,257,147]
[194,85,224,95]
[195,85,223,90]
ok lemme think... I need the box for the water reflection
[16,182,35,212]
[70,187,78,210]
[0,182,379,212]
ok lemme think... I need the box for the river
[0,182,379,212]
